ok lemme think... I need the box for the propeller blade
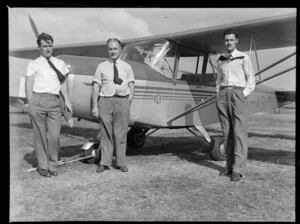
[28,14,39,38]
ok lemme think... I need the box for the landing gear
[127,128,149,148]
[209,136,226,161]
[80,140,101,164]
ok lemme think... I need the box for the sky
[8,8,296,90]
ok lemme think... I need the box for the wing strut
[249,33,261,81]
[255,52,295,79]
[255,51,296,86]
[167,95,216,126]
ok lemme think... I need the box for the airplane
[9,12,296,163]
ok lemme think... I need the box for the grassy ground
[9,107,295,221]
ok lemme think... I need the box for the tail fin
[28,14,39,38]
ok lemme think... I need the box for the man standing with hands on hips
[216,29,255,181]
[26,32,73,177]
[91,38,135,173]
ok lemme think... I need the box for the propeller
[28,14,39,38]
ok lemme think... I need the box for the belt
[103,95,129,98]
[220,86,244,90]
[33,92,59,98]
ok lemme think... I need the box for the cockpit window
[120,39,175,79]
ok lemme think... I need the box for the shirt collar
[40,55,53,62]
[109,58,121,64]
[226,49,239,57]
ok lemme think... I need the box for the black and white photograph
[9,8,296,221]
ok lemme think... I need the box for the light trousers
[98,97,130,167]
[28,92,62,171]
[216,88,248,173]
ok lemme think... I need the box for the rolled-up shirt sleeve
[243,55,256,97]
[127,64,135,84]
[92,63,103,86]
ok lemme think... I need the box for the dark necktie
[113,60,123,85]
[47,57,66,83]
[46,57,72,123]
[218,55,244,61]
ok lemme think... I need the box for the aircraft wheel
[127,128,146,148]
[81,141,101,164]
[210,136,226,161]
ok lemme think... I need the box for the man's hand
[129,99,133,107]
[65,99,73,114]
[242,90,248,99]
[91,106,99,118]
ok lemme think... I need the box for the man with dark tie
[25,32,73,177]
[91,38,135,173]
[216,29,256,181]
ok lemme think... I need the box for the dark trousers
[216,87,248,173]
[98,97,130,167]
[28,92,62,171]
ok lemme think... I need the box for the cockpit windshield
[120,39,175,79]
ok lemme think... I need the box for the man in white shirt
[216,29,255,181]
[91,38,135,173]
[25,32,72,177]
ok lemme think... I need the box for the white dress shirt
[26,56,69,95]
[216,49,256,97]
[93,58,135,97]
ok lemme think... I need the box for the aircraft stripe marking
[83,82,215,95]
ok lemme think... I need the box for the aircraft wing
[9,12,296,59]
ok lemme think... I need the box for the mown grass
[9,108,295,221]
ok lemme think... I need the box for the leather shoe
[96,165,109,173]
[219,168,233,177]
[49,170,58,176]
[38,168,51,177]
[118,166,128,172]
[230,172,243,181]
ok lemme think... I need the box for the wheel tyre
[82,143,100,164]
[127,128,146,148]
[210,136,226,161]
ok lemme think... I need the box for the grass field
[9,107,295,221]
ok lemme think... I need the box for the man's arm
[25,76,34,101]
[91,82,100,118]
[243,55,256,98]
[216,62,222,93]
[60,79,73,113]
[128,82,135,105]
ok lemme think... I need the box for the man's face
[108,41,122,60]
[39,39,53,58]
[224,34,238,53]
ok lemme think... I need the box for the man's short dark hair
[37,32,54,47]
[107,38,123,48]
[223,29,239,39]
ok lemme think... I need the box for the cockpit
[120,39,218,85]
[120,39,175,79]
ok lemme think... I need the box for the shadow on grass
[127,136,295,167]
[24,145,84,168]
[16,123,294,169]
[128,136,224,173]
[248,147,295,166]
[205,127,295,140]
